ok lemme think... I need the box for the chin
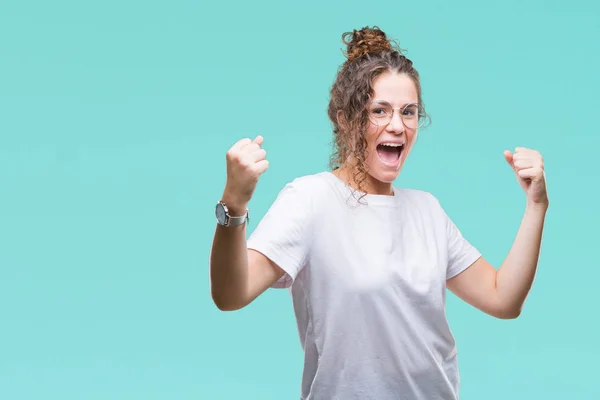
[379,170,401,183]
[370,167,402,184]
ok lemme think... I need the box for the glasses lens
[368,103,392,126]
[401,104,422,129]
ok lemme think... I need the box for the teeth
[380,143,404,147]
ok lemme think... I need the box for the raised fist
[504,147,548,207]
[221,135,269,213]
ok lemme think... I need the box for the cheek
[364,130,380,163]
[406,131,418,150]
[365,125,382,148]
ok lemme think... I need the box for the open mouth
[376,142,404,166]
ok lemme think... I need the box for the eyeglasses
[368,101,426,129]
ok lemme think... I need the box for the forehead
[371,72,418,105]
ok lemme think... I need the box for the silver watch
[215,201,249,227]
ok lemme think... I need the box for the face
[362,72,419,194]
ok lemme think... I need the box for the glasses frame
[367,101,426,129]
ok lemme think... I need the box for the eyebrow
[371,100,419,107]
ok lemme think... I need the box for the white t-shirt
[247,172,481,400]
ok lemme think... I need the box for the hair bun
[342,26,396,62]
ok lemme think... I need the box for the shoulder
[278,172,337,201]
[286,172,333,189]
[252,173,333,236]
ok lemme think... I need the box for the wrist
[525,199,549,214]
[220,193,248,217]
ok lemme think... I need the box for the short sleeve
[433,197,481,280]
[247,180,314,289]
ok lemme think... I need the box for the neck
[333,166,394,196]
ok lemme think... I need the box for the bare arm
[209,135,284,311]
[210,209,284,311]
[447,203,547,319]
[447,147,548,319]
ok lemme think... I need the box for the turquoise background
[1,0,598,398]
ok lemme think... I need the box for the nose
[386,109,405,135]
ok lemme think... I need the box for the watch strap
[217,201,249,227]
[227,211,248,227]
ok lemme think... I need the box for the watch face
[215,203,227,225]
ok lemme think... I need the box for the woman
[210,26,548,400]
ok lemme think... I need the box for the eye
[371,107,390,117]
[402,105,418,117]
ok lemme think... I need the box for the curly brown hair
[327,26,429,196]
